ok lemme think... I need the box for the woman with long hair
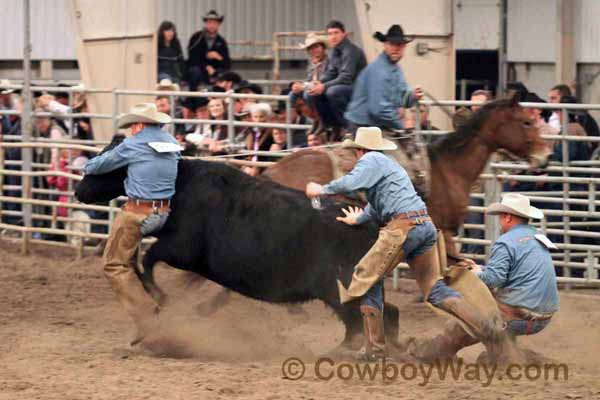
[157,20,185,83]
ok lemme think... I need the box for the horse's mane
[427,98,516,161]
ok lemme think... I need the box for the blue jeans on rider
[140,211,169,236]
[506,318,551,336]
[362,220,444,311]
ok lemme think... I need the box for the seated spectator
[186,10,231,91]
[547,84,572,131]
[307,20,366,139]
[307,132,325,148]
[176,97,209,135]
[157,21,185,83]
[155,95,172,116]
[470,89,492,112]
[215,71,242,92]
[156,78,180,92]
[200,98,229,154]
[289,33,328,134]
[276,87,310,148]
[241,103,274,176]
[270,127,288,151]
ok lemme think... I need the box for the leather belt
[498,301,554,321]
[124,198,171,213]
[392,209,430,225]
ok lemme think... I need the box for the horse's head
[75,134,128,204]
[485,96,552,169]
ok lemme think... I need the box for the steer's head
[75,135,128,204]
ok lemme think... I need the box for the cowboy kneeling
[84,103,181,345]
[306,127,493,361]
[408,194,560,362]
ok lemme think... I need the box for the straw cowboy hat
[373,24,413,44]
[486,193,544,219]
[156,78,180,92]
[342,127,398,151]
[299,32,328,49]
[0,79,15,95]
[203,9,224,22]
[117,103,172,129]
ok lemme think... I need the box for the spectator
[46,149,72,218]
[199,98,229,154]
[547,84,572,131]
[215,71,242,92]
[289,33,329,134]
[186,10,231,91]
[470,89,492,113]
[1,95,22,227]
[157,21,185,83]
[242,103,273,176]
[1,81,16,134]
[523,92,559,145]
[270,127,288,151]
[155,95,172,116]
[345,25,421,136]
[176,97,209,135]
[307,132,325,148]
[307,20,367,140]
[277,87,310,148]
[156,78,181,92]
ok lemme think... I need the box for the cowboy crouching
[306,127,504,362]
[84,103,182,346]
[405,194,559,363]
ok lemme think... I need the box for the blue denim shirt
[322,151,426,225]
[479,224,559,314]
[344,52,416,130]
[84,126,181,200]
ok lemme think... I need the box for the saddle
[325,132,431,199]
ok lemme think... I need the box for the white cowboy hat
[486,193,544,220]
[0,79,15,95]
[156,78,180,92]
[117,102,172,129]
[342,127,398,151]
[299,32,328,50]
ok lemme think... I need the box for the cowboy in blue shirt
[85,103,181,345]
[408,194,559,361]
[345,25,424,131]
[306,127,494,361]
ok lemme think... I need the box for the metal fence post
[227,92,235,144]
[285,96,293,148]
[561,108,572,289]
[21,0,33,254]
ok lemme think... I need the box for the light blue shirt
[344,52,416,130]
[84,126,181,200]
[322,151,426,225]
[479,224,559,314]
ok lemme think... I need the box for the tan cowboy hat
[299,32,328,50]
[117,102,172,129]
[342,127,398,151]
[156,78,180,92]
[486,193,544,219]
[0,79,15,95]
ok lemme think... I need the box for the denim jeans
[140,211,169,236]
[308,84,352,130]
[506,318,551,336]
[362,220,442,310]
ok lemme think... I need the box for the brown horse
[263,97,552,257]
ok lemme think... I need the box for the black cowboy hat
[523,92,545,104]
[181,96,209,110]
[373,24,413,44]
[235,80,263,95]
[203,10,224,23]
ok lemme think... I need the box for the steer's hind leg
[139,243,169,307]
[323,296,364,358]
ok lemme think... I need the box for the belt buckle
[414,217,423,225]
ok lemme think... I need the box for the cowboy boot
[403,321,478,362]
[356,305,387,361]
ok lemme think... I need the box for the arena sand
[0,239,599,400]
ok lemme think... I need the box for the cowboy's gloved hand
[305,182,323,198]
[336,206,363,226]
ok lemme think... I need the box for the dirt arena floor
[1,239,599,400]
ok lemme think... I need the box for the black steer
[76,138,401,351]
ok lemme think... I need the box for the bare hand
[336,206,363,226]
[413,85,424,100]
[308,82,325,96]
[291,82,305,94]
[206,65,216,76]
[305,182,323,198]
[207,51,223,61]
[37,94,54,109]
